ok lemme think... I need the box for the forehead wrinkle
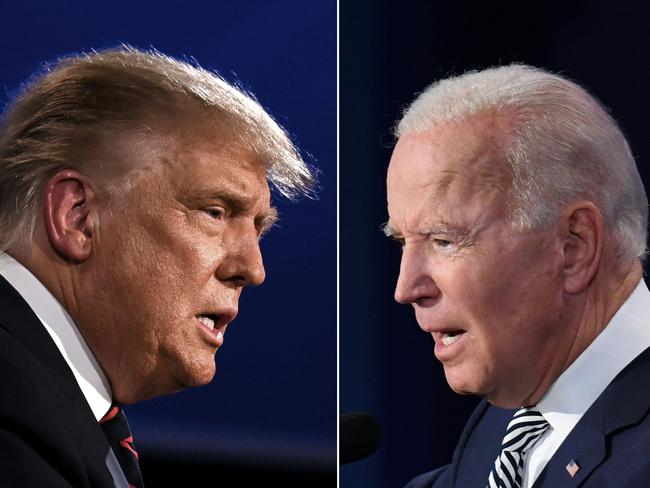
[397,175,505,241]
[430,154,510,195]
[421,221,469,237]
[416,160,509,229]
[162,146,270,205]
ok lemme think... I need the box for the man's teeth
[197,315,215,331]
[441,332,463,346]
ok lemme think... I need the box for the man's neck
[521,258,643,407]
[573,258,643,359]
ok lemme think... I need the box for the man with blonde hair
[0,46,314,487]
[385,65,650,487]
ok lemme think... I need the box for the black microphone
[340,411,381,464]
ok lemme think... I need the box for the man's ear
[560,201,604,294]
[43,170,100,262]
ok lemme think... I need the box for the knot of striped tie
[487,407,549,488]
[100,403,144,488]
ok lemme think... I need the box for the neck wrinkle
[523,259,643,408]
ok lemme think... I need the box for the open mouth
[194,307,237,344]
[441,330,466,346]
[196,314,219,333]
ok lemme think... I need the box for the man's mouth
[441,331,466,346]
[195,308,237,346]
[197,314,216,331]
[195,314,225,346]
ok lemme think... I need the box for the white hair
[396,64,647,260]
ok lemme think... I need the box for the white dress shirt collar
[523,278,650,487]
[0,253,112,421]
[536,278,650,432]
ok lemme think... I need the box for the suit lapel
[531,399,606,487]
[533,347,650,487]
[0,275,80,400]
[0,275,118,485]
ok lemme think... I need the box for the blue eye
[434,239,452,248]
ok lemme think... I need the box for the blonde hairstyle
[0,45,315,250]
[396,64,647,260]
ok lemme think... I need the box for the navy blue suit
[406,347,650,487]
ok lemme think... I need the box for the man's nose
[394,244,439,305]
[217,230,266,288]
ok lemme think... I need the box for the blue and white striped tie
[487,407,549,488]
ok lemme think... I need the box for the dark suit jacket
[406,347,650,487]
[0,275,127,487]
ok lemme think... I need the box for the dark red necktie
[100,404,144,488]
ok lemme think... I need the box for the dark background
[0,1,336,486]
[340,1,649,487]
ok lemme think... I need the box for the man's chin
[128,358,217,401]
[176,358,217,388]
[443,368,488,398]
[445,376,521,408]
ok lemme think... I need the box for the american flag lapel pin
[565,459,580,478]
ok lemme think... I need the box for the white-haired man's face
[386,118,573,408]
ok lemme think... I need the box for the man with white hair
[0,47,314,487]
[384,65,650,487]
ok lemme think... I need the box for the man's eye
[434,239,452,248]
[204,207,225,220]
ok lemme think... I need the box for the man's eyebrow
[381,221,469,239]
[194,189,278,234]
[195,189,262,214]
[257,206,279,235]
[422,223,469,238]
[381,221,401,238]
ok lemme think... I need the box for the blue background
[0,0,336,484]
[340,1,649,487]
